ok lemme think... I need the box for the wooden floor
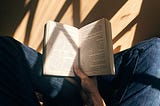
[0,0,160,53]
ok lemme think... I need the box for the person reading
[0,36,160,106]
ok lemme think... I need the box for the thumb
[74,65,87,79]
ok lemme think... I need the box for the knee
[147,37,160,48]
[136,37,160,54]
[137,37,160,72]
[0,36,20,49]
[0,36,22,59]
[0,36,15,42]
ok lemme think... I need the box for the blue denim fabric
[0,36,39,106]
[0,36,160,106]
[99,37,160,106]
[0,36,83,106]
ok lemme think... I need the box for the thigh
[99,38,160,106]
[1,36,83,105]
[117,38,160,106]
[0,36,40,106]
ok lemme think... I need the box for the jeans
[0,36,160,106]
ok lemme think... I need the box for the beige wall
[0,0,160,53]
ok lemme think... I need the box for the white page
[79,19,115,76]
[43,21,79,76]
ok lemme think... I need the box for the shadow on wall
[78,0,160,47]
[132,0,160,45]
[0,0,38,45]
[0,0,160,52]
[79,0,128,27]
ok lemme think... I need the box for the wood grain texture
[0,0,160,53]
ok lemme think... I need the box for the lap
[1,36,160,106]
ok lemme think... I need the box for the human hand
[74,65,106,106]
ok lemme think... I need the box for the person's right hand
[74,65,106,106]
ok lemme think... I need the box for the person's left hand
[74,65,106,106]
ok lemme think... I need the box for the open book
[43,18,115,76]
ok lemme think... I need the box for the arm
[74,65,106,106]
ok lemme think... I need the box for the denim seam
[118,49,140,104]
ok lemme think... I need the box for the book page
[79,19,115,76]
[43,21,79,76]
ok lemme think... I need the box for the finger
[91,77,98,86]
[74,65,88,79]
[80,90,88,103]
